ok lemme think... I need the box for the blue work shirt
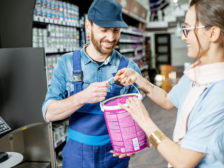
[168,75,224,168]
[42,47,141,120]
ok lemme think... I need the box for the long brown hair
[190,0,224,47]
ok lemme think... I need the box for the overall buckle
[73,70,83,82]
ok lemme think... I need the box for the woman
[112,0,224,167]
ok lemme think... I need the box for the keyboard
[0,116,11,135]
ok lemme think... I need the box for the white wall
[145,30,194,67]
[171,34,194,66]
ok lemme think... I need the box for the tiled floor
[129,97,177,168]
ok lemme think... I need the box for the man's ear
[209,26,222,43]
[85,19,92,33]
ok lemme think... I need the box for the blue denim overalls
[62,50,130,168]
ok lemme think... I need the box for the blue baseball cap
[88,0,128,28]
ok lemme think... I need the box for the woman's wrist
[141,118,157,137]
[137,78,154,95]
[149,130,166,149]
[142,118,167,148]
[135,72,141,85]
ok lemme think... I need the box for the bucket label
[104,108,147,154]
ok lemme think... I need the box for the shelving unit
[53,121,68,149]
[33,15,81,27]
[119,26,149,78]
[32,0,86,87]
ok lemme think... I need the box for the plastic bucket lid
[100,93,142,111]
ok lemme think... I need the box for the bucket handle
[108,77,141,95]
[100,77,142,111]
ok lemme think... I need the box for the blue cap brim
[91,19,128,28]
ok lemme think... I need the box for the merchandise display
[45,54,61,85]
[34,0,79,26]
[119,26,148,77]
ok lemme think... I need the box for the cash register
[0,116,11,136]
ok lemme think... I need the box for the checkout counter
[0,123,54,168]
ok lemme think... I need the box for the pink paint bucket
[100,93,148,154]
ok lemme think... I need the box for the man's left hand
[110,150,135,158]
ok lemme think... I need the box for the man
[42,0,141,167]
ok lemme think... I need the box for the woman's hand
[114,68,139,86]
[119,97,150,133]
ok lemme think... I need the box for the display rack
[119,27,149,79]
[32,0,86,87]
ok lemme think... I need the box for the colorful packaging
[101,93,147,154]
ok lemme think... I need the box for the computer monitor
[0,48,47,130]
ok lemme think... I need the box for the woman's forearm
[143,118,204,168]
[135,75,174,110]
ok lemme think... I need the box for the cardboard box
[129,0,139,17]
[116,0,148,22]
[138,5,148,20]
[116,0,133,12]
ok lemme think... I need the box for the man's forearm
[45,91,86,122]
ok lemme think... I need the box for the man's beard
[91,31,118,56]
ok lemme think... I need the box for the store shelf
[45,48,80,54]
[33,16,81,28]
[120,48,135,53]
[121,29,144,36]
[130,55,145,61]
[136,47,145,51]
[119,39,144,43]
[140,65,148,71]
[120,47,144,54]
[146,21,168,29]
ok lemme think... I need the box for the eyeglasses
[181,25,207,37]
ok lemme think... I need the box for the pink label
[104,109,147,154]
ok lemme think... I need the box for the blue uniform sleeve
[181,85,224,154]
[126,60,142,94]
[42,56,68,120]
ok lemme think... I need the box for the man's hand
[81,81,109,104]
[110,150,135,158]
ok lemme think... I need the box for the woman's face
[182,6,210,59]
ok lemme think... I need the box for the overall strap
[117,56,129,71]
[72,50,83,93]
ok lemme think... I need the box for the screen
[0,48,47,130]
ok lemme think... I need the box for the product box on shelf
[138,4,148,20]
[116,0,133,13]
[129,0,139,17]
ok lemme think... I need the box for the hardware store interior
[1,0,224,167]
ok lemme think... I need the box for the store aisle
[129,97,177,168]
